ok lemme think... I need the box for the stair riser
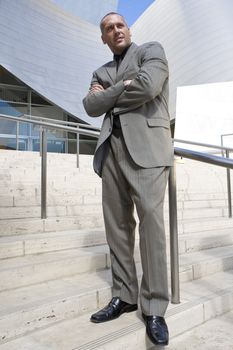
[0,249,142,292]
[1,196,228,209]
[0,291,99,344]
[0,246,232,293]
[0,233,107,259]
[179,218,233,234]
[0,215,231,237]
[0,194,102,207]
[2,230,233,261]
[0,254,109,292]
[0,217,105,236]
[0,205,228,221]
[0,189,101,200]
[0,205,103,220]
[184,236,233,254]
[193,256,233,280]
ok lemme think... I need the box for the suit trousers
[102,129,170,316]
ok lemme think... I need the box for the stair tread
[0,269,233,349]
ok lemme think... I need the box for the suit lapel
[104,42,138,85]
[116,42,138,82]
[105,61,117,84]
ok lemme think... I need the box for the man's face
[101,14,131,55]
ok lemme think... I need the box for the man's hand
[89,84,104,94]
[123,80,132,87]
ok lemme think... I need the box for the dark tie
[114,54,122,72]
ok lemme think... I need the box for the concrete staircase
[0,150,233,349]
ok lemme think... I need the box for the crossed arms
[83,42,168,117]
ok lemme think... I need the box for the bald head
[100,12,128,33]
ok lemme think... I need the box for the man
[83,12,173,346]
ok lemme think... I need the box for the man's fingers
[123,80,132,86]
[89,84,104,93]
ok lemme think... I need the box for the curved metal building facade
[131,0,233,118]
[51,0,118,26]
[0,0,113,126]
[1,0,233,125]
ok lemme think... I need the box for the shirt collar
[113,43,132,62]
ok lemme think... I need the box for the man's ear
[101,35,106,44]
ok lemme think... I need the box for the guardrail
[0,113,100,217]
[1,113,233,305]
[174,139,233,218]
[221,133,233,218]
[21,114,101,165]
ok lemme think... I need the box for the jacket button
[109,128,112,132]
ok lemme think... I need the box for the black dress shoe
[142,313,169,346]
[90,297,138,323]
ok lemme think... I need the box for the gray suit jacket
[83,42,174,177]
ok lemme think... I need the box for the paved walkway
[164,310,233,350]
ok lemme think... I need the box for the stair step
[0,245,113,292]
[0,215,105,236]
[178,216,233,234]
[1,227,233,260]
[0,186,100,198]
[0,244,233,340]
[1,241,233,293]
[0,269,232,348]
[0,214,231,237]
[0,269,113,342]
[178,244,233,281]
[1,194,229,210]
[0,204,228,221]
[179,227,233,254]
[0,229,106,259]
[0,203,103,220]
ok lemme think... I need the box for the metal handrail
[22,114,101,131]
[175,147,233,169]
[174,139,232,218]
[0,114,100,138]
[221,132,233,139]
[220,133,233,217]
[169,147,233,303]
[0,112,99,220]
[174,138,233,153]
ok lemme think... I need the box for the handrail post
[41,128,47,219]
[168,160,180,304]
[76,127,79,168]
[226,150,232,218]
[16,121,19,150]
[39,124,42,156]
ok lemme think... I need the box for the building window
[0,66,97,154]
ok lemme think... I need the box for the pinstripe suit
[83,41,173,316]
